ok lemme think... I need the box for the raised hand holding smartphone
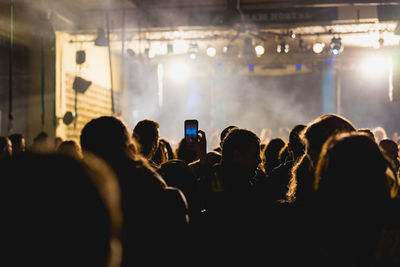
[184,119,198,146]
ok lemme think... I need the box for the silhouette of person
[30,131,52,154]
[152,137,175,166]
[278,114,357,266]
[175,137,200,164]
[157,159,205,229]
[379,138,400,172]
[1,151,123,267]
[265,124,306,204]
[262,137,286,175]
[315,132,396,266]
[56,140,83,159]
[0,136,12,160]
[8,133,26,156]
[212,125,239,153]
[80,115,189,266]
[287,114,356,203]
[197,128,268,262]
[132,119,161,169]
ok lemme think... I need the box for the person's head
[80,116,138,163]
[1,152,123,267]
[379,139,399,163]
[221,128,261,174]
[176,137,199,164]
[157,159,198,200]
[132,119,160,159]
[315,132,391,206]
[206,150,222,166]
[160,138,175,160]
[220,125,239,147]
[57,140,83,159]
[0,136,12,160]
[8,133,26,155]
[288,124,306,161]
[153,138,175,165]
[262,137,286,175]
[287,114,356,203]
[31,131,51,153]
[302,114,356,166]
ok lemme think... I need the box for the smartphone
[184,119,198,145]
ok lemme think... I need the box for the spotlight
[312,42,325,54]
[73,76,92,93]
[189,52,197,60]
[277,42,289,54]
[94,28,109,47]
[188,43,199,60]
[239,37,255,58]
[255,44,265,57]
[167,60,190,83]
[206,46,217,57]
[222,45,238,57]
[330,37,343,55]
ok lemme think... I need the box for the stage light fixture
[277,42,289,54]
[167,61,190,83]
[312,42,325,54]
[239,37,255,58]
[188,43,199,60]
[206,46,217,57]
[73,76,92,94]
[330,37,343,55]
[94,28,109,47]
[255,44,265,57]
[222,45,238,57]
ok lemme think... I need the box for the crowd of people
[1,113,400,266]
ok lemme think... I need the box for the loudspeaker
[62,111,75,125]
[76,50,86,64]
[73,76,92,93]
[389,55,400,102]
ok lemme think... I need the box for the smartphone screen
[184,119,198,145]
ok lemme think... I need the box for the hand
[193,130,207,163]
